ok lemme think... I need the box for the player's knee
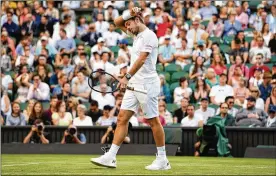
[117,114,129,126]
[147,117,160,128]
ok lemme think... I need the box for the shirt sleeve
[140,32,157,53]
[209,87,216,97]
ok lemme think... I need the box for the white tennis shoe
[145,155,171,170]
[90,154,117,168]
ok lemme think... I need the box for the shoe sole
[90,159,116,168]
[145,165,171,171]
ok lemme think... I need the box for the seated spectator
[27,74,50,102]
[269,33,276,55]
[194,77,209,102]
[236,96,268,127]
[199,1,218,21]
[137,107,166,127]
[189,56,207,82]
[265,87,276,113]
[186,15,206,49]
[249,4,264,32]
[57,82,73,102]
[86,100,103,124]
[101,52,116,74]
[103,23,122,47]
[1,68,13,95]
[81,23,102,47]
[76,16,88,38]
[216,103,235,126]
[61,124,86,144]
[101,122,130,145]
[23,119,50,144]
[187,1,200,20]
[73,104,93,126]
[234,77,250,106]
[91,84,115,110]
[158,100,173,125]
[158,74,171,103]
[248,53,270,78]
[217,96,238,117]
[36,65,50,85]
[210,73,234,105]
[249,36,271,63]
[23,99,36,123]
[15,46,35,69]
[28,101,43,125]
[95,13,109,35]
[229,39,248,64]
[210,53,227,76]
[259,72,272,101]
[181,104,203,127]
[243,86,265,111]
[223,10,242,37]
[192,41,211,65]
[96,105,117,126]
[266,107,276,127]
[72,71,91,103]
[249,68,263,89]
[2,11,19,38]
[261,23,272,47]
[174,77,192,106]
[35,36,57,59]
[104,4,119,23]
[205,68,219,88]
[52,73,68,96]
[206,14,224,37]
[41,96,58,125]
[72,44,88,65]
[15,35,33,56]
[52,100,73,126]
[1,47,12,73]
[15,65,31,103]
[195,98,215,124]
[231,31,249,54]
[66,97,79,119]
[45,1,59,20]
[174,39,192,69]
[158,35,176,64]
[90,38,112,59]
[229,55,249,81]
[173,98,189,124]
[1,87,11,118]
[235,5,249,30]
[109,93,123,117]
[5,102,26,126]
[143,12,156,33]
[118,39,132,63]
[55,29,76,54]
[228,66,244,89]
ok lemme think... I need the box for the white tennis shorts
[121,80,160,119]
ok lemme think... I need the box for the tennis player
[90,7,171,170]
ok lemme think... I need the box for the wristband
[122,11,132,21]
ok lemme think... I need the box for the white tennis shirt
[128,28,159,84]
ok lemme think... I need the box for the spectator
[195,98,215,124]
[103,23,122,47]
[1,88,11,117]
[61,4,76,22]
[262,23,273,47]
[41,96,58,125]
[236,96,267,127]
[72,71,91,103]
[266,107,276,127]
[76,16,88,38]
[96,105,117,126]
[249,36,271,63]
[249,68,263,89]
[22,99,36,123]
[194,77,209,102]
[174,39,192,69]
[23,119,50,144]
[1,68,13,95]
[1,8,19,26]
[259,72,272,101]
[118,39,132,63]
[81,23,102,47]
[95,13,109,35]
[223,10,242,37]
[55,29,76,54]
[35,36,57,59]
[90,37,111,57]
[28,101,43,125]
[86,100,103,124]
[243,86,265,111]
[92,1,105,22]
[57,82,73,102]
[228,55,249,80]
[52,100,73,126]
[206,14,224,37]
[230,36,249,64]
[173,98,189,124]
[267,5,276,33]
[52,73,67,96]
[242,1,251,16]
[20,13,38,37]
[268,33,276,55]
[174,77,192,106]
[210,73,234,105]
[186,15,206,49]
[45,1,59,20]
[15,35,33,56]
[249,4,265,32]
[67,97,79,119]
[62,1,80,9]
[205,68,219,88]
[2,11,19,38]
[158,100,173,125]
[181,104,203,127]
[104,5,119,23]
[27,74,50,101]
[248,53,270,78]
[234,77,250,106]
[187,1,200,20]
[158,74,171,103]
[5,102,26,126]
[91,83,115,110]
[219,6,228,23]
[210,53,227,76]
[101,122,130,144]
[61,125,86,144]
[235,5,249,30]
[158,35,176,64]
[72,44,88,65]
[1,31,16,58]
[60,53,75,81]
[265,87,276,113]
[199,1,218,21]
[192,40,211,65]
[228,66,244,89]
[73,104,93,126]
[216,103,235,126]
[189,56,206,82]
[143,12,156,32]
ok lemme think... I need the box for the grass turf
[1,154,275,175]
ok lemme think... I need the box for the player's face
[125,19,139,35]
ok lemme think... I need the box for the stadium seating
[165,64,182,74]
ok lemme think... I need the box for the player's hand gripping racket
[88,70,147,94]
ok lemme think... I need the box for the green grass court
[2,155,275,175]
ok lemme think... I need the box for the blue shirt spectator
[223,15,242,37]
[55,29,76,54]
[199,1,218,21]
[2,12,19,38]
[259,83,272,101]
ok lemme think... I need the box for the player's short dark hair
[90,100,99,107]
[225,96,234,102]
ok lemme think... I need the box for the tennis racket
[88,70,147,94]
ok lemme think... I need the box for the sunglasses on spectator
[221,107,228,109]
[228,101,234,104]
[251,90,258,92]
[78,48,84,50]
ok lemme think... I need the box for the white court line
[2,163,40,167]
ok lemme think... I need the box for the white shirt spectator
[65,21,76,39]
[243,98,265,110]
[97,116,117,126]
[73,116,93,126]
[2,74,13,92]
[216,107,239,117]
[27,82,50,101]
[103,61,116,75]
[195,107,215,124]
[104,8,119,22]
[192,48,212,65]
[91,45,111,56]
[62,1,81,9]
[249,46,271,63]
[103,31,123,47]
[249,77,263,87]
[186,28,206,49]
[104,1,125,9]
[181,114,203,127]
[174,87,193,105]
[15,55,34,68]
[210,85,234,105]
[118,46,132,63]
[92,93,115,110]
[95,21,110,34]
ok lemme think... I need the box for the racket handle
[127,86,147,94]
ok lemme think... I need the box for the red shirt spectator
[156,15,173,38]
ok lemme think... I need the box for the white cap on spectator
[192,15,201,22]
[164,35,171,40]
[97,37,105,43]
[257,4,265,9]
[143,12,151,18]
[41,36,48,41]
[119,63,128,70]
[1,31,8,36]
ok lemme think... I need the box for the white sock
[107,144,120,158]
[157,146,166,158]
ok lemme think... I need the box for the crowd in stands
[1,1,276,128]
